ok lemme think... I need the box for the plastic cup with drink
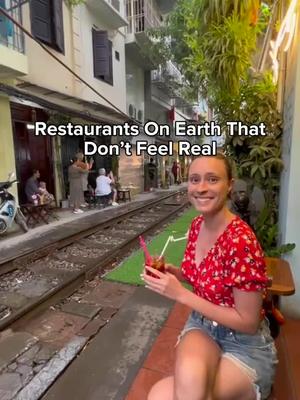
[139,236,165,277]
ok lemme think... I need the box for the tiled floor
[125,303,191,400]
[125,304,300,400]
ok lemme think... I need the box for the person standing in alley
[147,157,157,191]
[172,161,178,184]
[68,156,87,214]
[75,152,94,205]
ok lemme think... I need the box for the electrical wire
[0,5,194,124]
[0,5,134,121]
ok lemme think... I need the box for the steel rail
[1,189,190,331]
[1,189,185,272]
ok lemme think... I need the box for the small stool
[117,189,131,202]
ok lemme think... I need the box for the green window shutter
[93,29,110,79]
[52,0,65,53]
[30,0,52,44]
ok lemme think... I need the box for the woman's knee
[147,377,173,400]
[175,360,211,400]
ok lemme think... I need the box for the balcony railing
[0,0,25,53]
[126,0,162,35]
[152,61,183,85]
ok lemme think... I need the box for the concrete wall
[73,6,126,111]
[278,11,300,317]
[118,148,144,194]
[21,3,127,112]
[22,2,75,94]
[118,59,146,193]
[0,94,18,200]
[126,58,145,120]
[0,44,28,78]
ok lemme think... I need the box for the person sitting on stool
[95,168,119,206]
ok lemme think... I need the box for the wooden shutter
[107,40,113,85]
[30,0,52,44]
[52,0,64,53]
[92,29,110,79]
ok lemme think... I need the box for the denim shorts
[177,311,278,399]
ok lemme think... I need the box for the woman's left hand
[141,266,186,301]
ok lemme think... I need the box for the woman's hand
[164,263,183,280]
[141,266,186,301]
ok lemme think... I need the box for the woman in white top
[95,168,118,206]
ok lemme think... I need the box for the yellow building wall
[0,94,18,200]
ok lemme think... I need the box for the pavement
[0,186,184,399]
[0,283,174,400]
[0,185,187,266]
[41,287,173,400]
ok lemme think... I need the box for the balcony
[152,61,183,84]
[125,0,162,69]
[0,2,27,78]
[151,61,183,97]
[86,0,128,29]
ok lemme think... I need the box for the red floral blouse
[181,215,268,307]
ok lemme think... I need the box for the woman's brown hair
[213,152,234,181]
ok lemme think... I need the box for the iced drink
[139,236,165,277]
[148,255,165,277]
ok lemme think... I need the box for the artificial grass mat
[104,207,199,285]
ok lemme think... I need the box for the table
[265,257,295,296]
[21,203,58,227]
[265,257,295,338]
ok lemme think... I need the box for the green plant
[202,16,257,95]
[192,0,261,31]
[144,0,199,105]
[140,30,172,68]
[66,0,85,7]
[178,1,294,257]
[254,205,295,257]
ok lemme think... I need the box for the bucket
[61,199,69,209]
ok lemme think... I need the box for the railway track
[0,189,189,331]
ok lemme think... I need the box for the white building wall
[278,13,300,317]
[21,3,127,112]
[73,7,126,112]
[21,2,75,94]
[126,58,144,120]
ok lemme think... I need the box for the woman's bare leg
[113,189,117,203]
[148,331,257,400]
[213,357,257,400]
[174,330,221,400]
[148,329,220,400]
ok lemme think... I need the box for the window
[115,51,120,61]
[92,29,113,85]
[30,0,64,53]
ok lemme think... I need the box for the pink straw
[139,236,153,265]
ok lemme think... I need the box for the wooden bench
[21,203,58,227]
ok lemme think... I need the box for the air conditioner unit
[128,104,136,118]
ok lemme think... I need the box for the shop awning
[0,81,132,125]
